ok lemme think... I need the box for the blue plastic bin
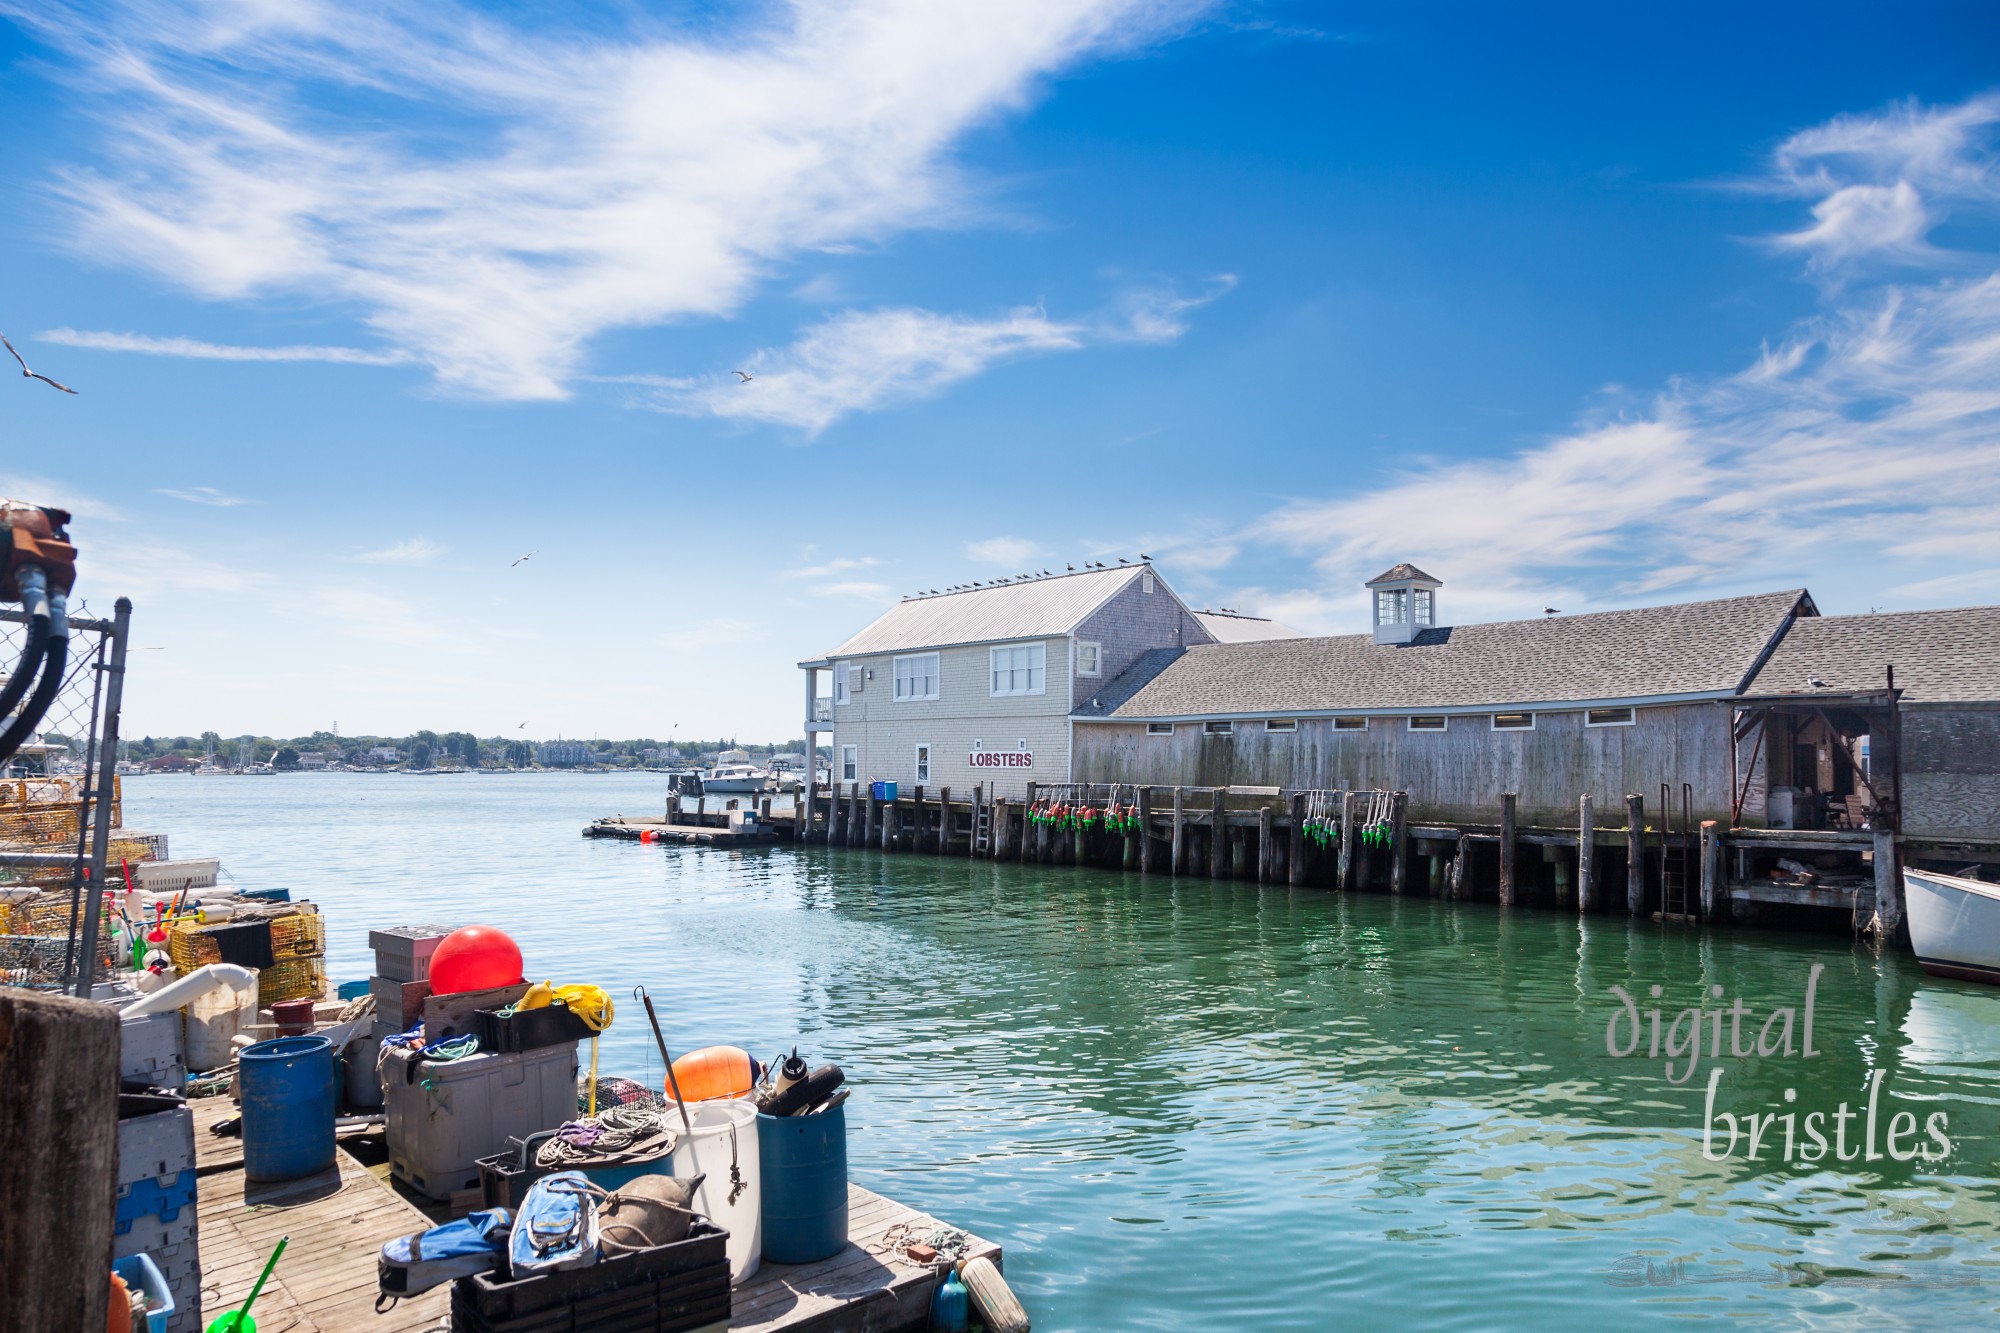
[113,1252,174,1333]
[240,1035,335,1181]
[870,780,897,802]
[758,1102,848,1264]
[336,979,371,1001]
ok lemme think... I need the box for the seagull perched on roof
[512,550,536,567]
[1543,606,1560,616]
[732,370,753,383]
[1807,675,1830,690]
[2,334,77,393]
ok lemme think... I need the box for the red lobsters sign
[968,750,1033,768]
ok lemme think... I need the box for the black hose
[0,591,67,765]
[0,566,52,725]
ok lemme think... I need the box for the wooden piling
[1453,832,1471,898]
[1389,792,1408,894]
[1625,793,1645,915]
[1209,788,1227,879]
[831,786,848,845]
[0,989,119,1333]
[1170,786,1186,876]
[864,792,879,848]
[994,796,1010,860]
[1257,805,1274,883]
[1140,787,1156,874]
[1288,791,1307,887]
[1021,782,1036,864]
[1498,792,1518,906]
[1699,820,1718,919]
[799,773,815,843]
[1338,790,1355,891]
[1577,794,1595,912]
[938,787,951,855]
[1872,826,1903,938]
[970,784,982,859]
[881,798,896,852]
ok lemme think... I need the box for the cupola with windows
[1366,563,1442,645]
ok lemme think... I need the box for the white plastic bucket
[669,1097,762,1283]
[185,977,257,1072]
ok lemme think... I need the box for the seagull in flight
[511,550,537,567]
[732,370,754,383]
[519,721,529,729]
[2,334,77,394]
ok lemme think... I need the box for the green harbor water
[126,773,2000,1330]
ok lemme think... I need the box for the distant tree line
[123,730,807,771]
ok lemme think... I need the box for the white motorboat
[1905,867,2000,985]
[702,762,775,795]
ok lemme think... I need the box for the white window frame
[1413,588,1435,626]
[1408,715,1447,732]
[833,664,851,706]
[914,743,931,783]
[1332,716,1368,732]
[1076,641,1102,678]
[1492,712,1535,731]
[1586,707,1636,728]
[1204,720,1233,735]
[1147,722,1174,736]
[989,643,1047,697]
[840,744,858,782]
[1265,719,1298,732]
[892,652,939,702]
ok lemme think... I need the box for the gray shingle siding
[1068,578,1212,711]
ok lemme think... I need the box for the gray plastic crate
[120,1008,186,1092]
[384,1040,579,1200]
[118,1094,195,1190]
[368,925,456,984]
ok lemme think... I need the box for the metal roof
[1193,611,1307,643]
[1074,589,1810,719]
[1748,606,2000,704]
[819,565,1144,658]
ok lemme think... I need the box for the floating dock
[189,1096,1000,1333]
[585,816,783,847]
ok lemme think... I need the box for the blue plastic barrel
[757,1102,848,1263]
[240,1035,335,1181]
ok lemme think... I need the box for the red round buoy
[639,828,654,844]
[427,925,525,995]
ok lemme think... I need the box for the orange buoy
[669,1045,756,1103]
[428,925,525,995]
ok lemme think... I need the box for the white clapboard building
[799,561,1299,798]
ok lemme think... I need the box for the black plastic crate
[476,1148,553,1211]
[454,1219,729,1326]
[474,1002,599,1054]
[451,1270,730,1333]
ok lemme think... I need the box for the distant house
[297,752,328,769]
[800,562,1296,798]
[146,754,194,773]
[538,740,590,767]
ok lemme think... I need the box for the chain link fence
[0,598,132,993]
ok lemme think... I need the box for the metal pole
[73,598,130,999]
[61,632,108,987]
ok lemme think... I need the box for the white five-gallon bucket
[184,974,258,1072]
[669,1097,762,1282]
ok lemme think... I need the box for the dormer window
[1366,563,1443,646]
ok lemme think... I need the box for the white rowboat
[1905,867,2000,986]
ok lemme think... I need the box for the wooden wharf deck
[188,1096,1001,1333]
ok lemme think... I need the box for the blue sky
[2,1,1997,741]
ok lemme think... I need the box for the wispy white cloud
[824,580,896,601]
[648,279,1229,433]
[648,305,1086,433]
[47,328,415,366]
[964,536,1042,567]
[1235,93,2000,626]
[353,537,443,563]
[19,0,1208,400]
[155,485,252,506]
[795,556,879,579]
